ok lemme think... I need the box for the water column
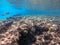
[8,0,60,14]
[24,0,60,14]
[0,0,60,20]
[0,0,23,20]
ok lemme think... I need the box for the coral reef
[0,16,60,45]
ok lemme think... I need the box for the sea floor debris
[0,16,60,45]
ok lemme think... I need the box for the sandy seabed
[0,15,60,45]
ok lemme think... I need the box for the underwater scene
[0,0,60,45]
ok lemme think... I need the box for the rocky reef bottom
[0,16,60,45]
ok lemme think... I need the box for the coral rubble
[0,16,60,45]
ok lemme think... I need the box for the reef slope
[0,16,60,45]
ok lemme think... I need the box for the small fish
[2,12,10,16]
[6,12,10,15]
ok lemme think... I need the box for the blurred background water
[0,0,60,20]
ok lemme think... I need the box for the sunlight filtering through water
[0,0,60,20]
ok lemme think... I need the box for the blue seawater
[0,0,60,20]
